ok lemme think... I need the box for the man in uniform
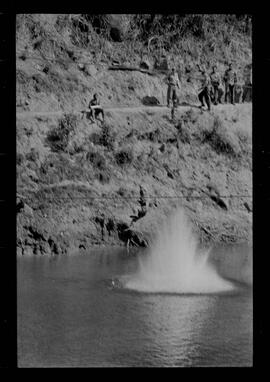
[242,64,252,103]
[88,93,104,123]
[224,63,237,104]
[198,68,212,111]
[166,67,180,108]
[129,186,147,226]
[210,65,223,105]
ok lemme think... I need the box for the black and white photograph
[15,14,253,368]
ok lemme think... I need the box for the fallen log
[108,65,154,75]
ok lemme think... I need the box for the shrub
[99,124,116,150]
[86,150,106,171]
[69,141,85,154]
[176,121,191,144]
[115,148,134,167]
[202,116,240,156]
[236,128,251,145]
[180,109,198,125]
[106,218,115,234]
[17,153,25,165]
[46,114,78,152]
[236,128,252,159]
[89,132,101,146]
[96,170,111,184]
[117,186,127,197]
[26,149,40,162]
[138,128,161,143]
[89,124,116,150]
[38,154,86,183]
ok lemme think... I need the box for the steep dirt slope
[16,14,252,255]
[17,103,252,255]
[16,14,252,112]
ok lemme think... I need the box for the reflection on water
[17,246,252,367]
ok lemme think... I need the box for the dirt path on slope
[16,103,252,134]
[16,104,214,119]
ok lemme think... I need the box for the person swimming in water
[110,278,122,289]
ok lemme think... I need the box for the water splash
[123,208,234,294]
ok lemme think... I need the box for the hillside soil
[16,14,252,255]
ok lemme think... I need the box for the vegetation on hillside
[16,14,252,111]
[16,14,251,68]
[16,14,252,255]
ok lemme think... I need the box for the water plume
[124,208,234,294]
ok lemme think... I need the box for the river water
[17,245,252,367]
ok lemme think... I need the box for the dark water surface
[17,246,252,367]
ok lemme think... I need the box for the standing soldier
[198,68,212,111]
[166,67,180,108]
[242,64,252,103]
[224,63,237,105]
[210,65,223,105]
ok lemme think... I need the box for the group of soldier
[167,62,251,114]
[85,62,251,123]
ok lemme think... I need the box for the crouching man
[88,93,104,123]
